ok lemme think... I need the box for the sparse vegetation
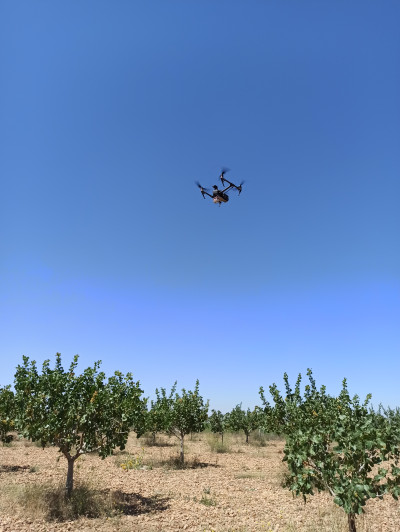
[116,447,151,470]
[199,487,217,506]
[249,429,270,447]
[207,437,230,453]
[1,481,115,521]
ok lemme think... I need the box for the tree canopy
[14,353,146,495]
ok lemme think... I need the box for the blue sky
[1,1,399,411]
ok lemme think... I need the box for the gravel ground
[1,433,400,531]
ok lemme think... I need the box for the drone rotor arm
[221,178,244,195]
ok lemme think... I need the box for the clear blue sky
[1,1,399,411]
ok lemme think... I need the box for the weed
[116,447,151,470]
[249,430,269,447]
[199,487,216,507]
[207,436,230,453]
[48,484,115,520]
[6,484,49,520]
[199,494,216,506]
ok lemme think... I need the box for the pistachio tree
[209,409,226,443]
[0,385,15,444]
[154,380,208,464]
[14,354,146,496]
[226,404,261,443]
[145,395,170,445]
[260,369,400,532]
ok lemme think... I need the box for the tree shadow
[159,456,221,470]
[0,465,30,473]
[112,491,170,515]
[188,459,220,469]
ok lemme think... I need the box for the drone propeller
[195,181,209,191]
[237,180,245,195]
[195,181,209,198]
[220,167,230,185]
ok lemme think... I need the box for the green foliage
[226,404,262,443]
[260,369,400,532]
[209,409,226,442]
[145,395,171,444]
[153,379,209,463]
[0,385,16,444]
[14,353,146,495]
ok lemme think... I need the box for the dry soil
[1,432,399,531]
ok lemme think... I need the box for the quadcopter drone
[196,169,244,205]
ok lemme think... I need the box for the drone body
[196,169,244,206]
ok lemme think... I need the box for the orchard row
[1,354,400,532]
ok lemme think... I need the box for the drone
[196,169,244,205]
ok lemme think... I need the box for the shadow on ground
[0,465,30,473]
[112,491,170,515]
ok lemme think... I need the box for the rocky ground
[1,432,400,531]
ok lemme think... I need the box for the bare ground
[1,432,400,531]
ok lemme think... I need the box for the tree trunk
[66,457,75,498]
[347,513,356,532]
[180,434,184,465]
[221,432,224,445]
[152,431,156,446]
[245,432,249,444]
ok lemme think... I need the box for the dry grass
[0,480,171,523]
[235,471,265,479]
[285,505,377,532]
[0,481,115,521]
[141,432,175,447]
[206,434,231,453]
